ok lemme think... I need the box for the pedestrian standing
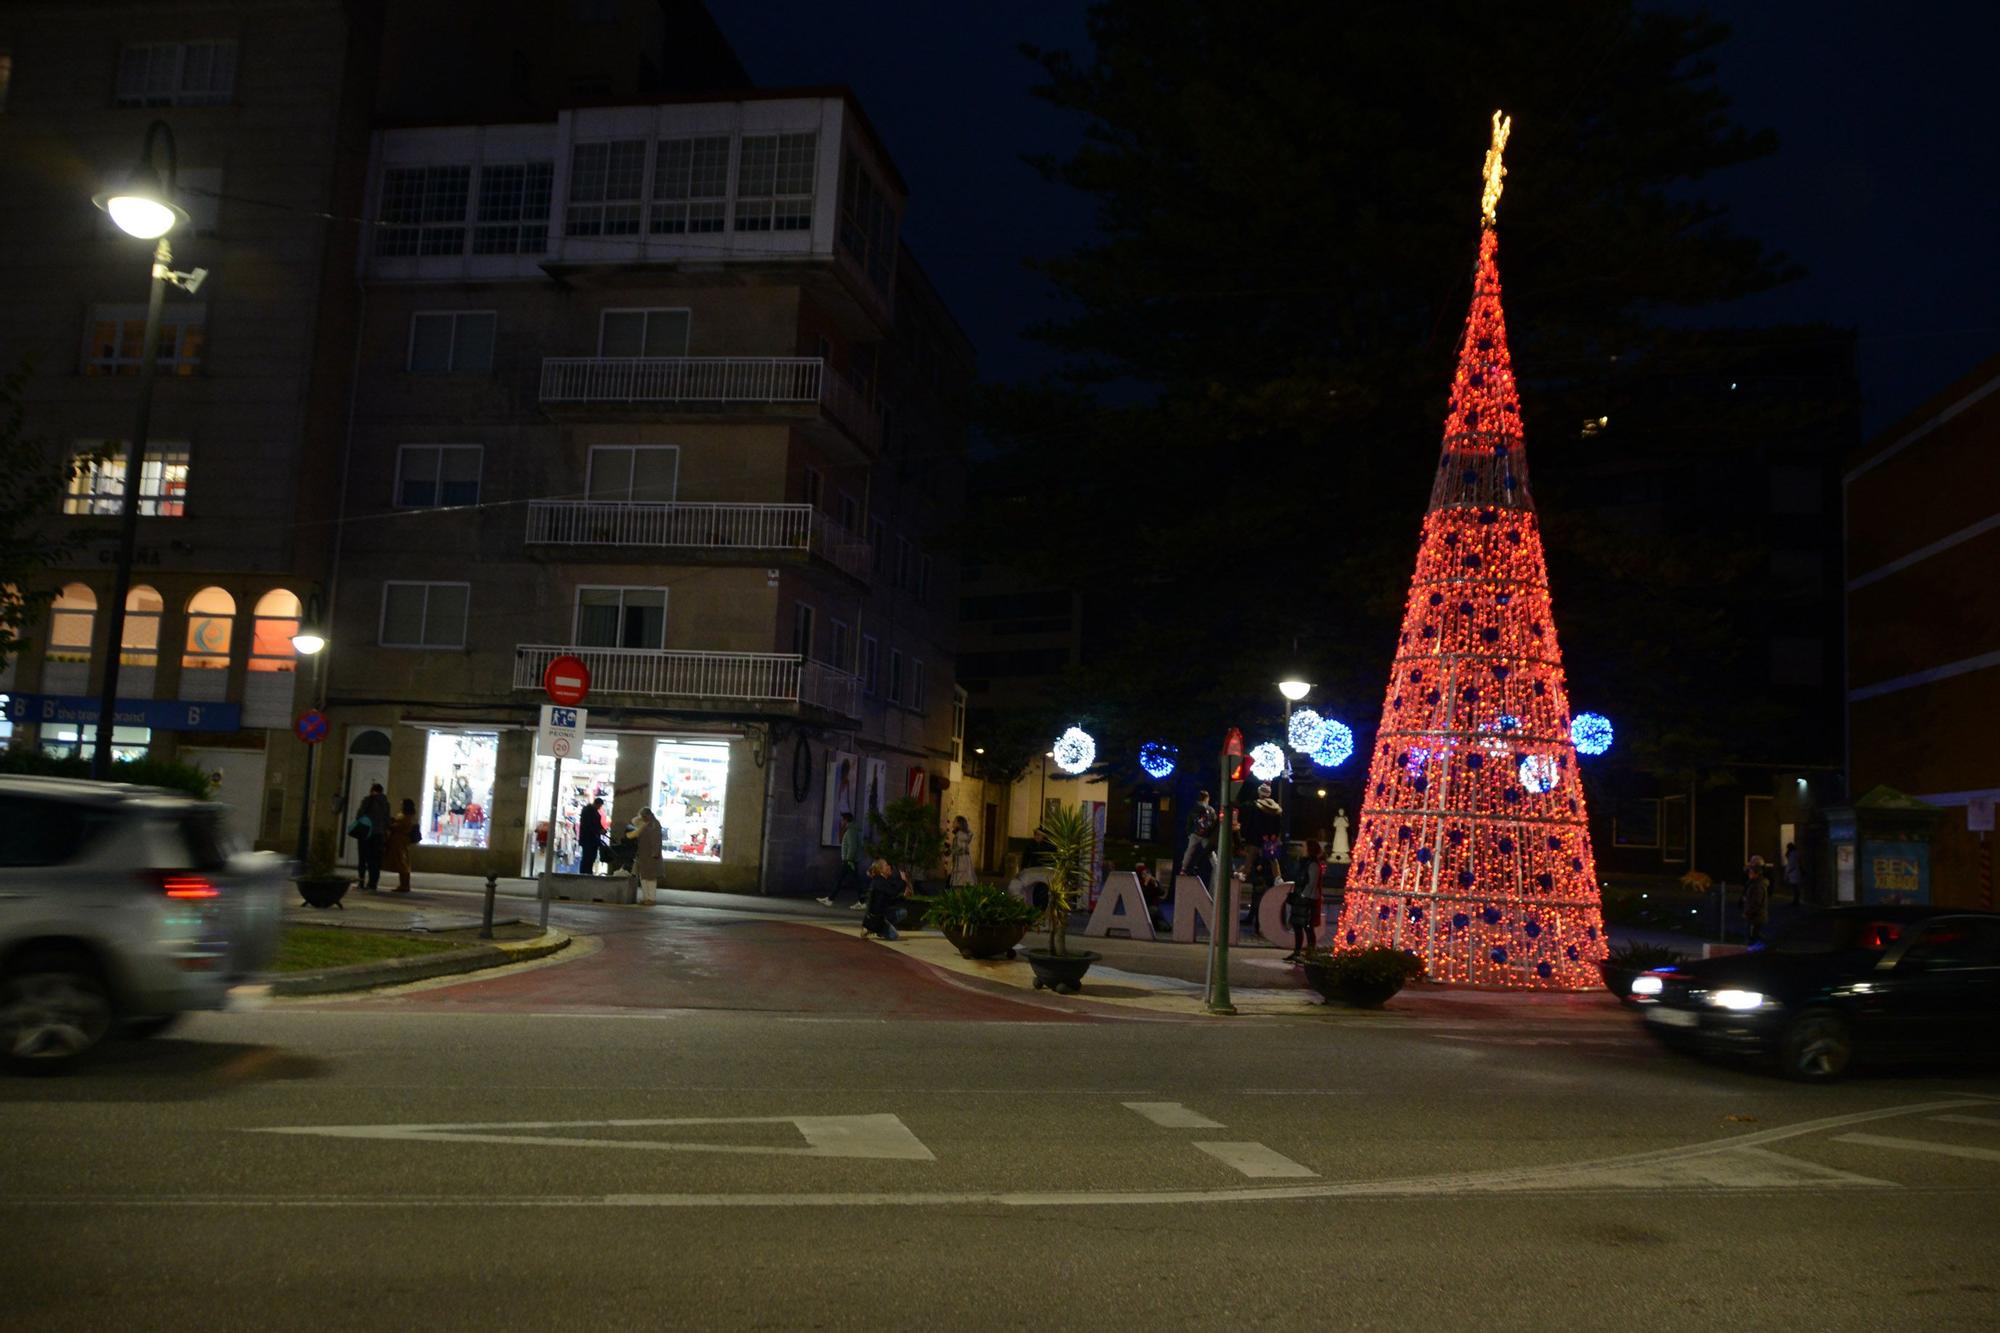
[1286,840,1324,962]
[384,797,418,893]
[1783,841,1803,907]
[352,782,391,892]
[860,858,905,940]
[949,815,975,886]
[818,812,869,908]
[1742,855,1771,945]
[630,807,664,905]
[578,797,606,876]
[1135,859,1168,932]
[1182,789,1217,884]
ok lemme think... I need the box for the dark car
[1630,906,2000,1080]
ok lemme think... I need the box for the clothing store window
[422,729,498,849]
[651,739,728,862]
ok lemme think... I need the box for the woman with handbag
[384,798,419,893]
[1284,839,1325,963]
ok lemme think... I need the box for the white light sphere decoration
[1051,726,1097,775]
[1287,707,1327,754]
[1249,742,1286,783]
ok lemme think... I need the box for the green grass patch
[273,926,464,973]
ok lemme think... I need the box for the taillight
[149,873,219,899]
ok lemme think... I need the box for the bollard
[479,873,497,940]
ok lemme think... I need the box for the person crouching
[860,858,906,940]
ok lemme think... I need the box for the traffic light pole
[1204,745,1238,1015]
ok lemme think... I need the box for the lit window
[734,132,816,232]
[122,585,163,668]
[575,587,666,650]
[114,40,236,107]
[408,312,495,373]
[381,582,469,649]
[473,162,553,254]
[42,724,151,764]
[653,739,728,862]
[248,589,301,673]
[396,445,483,507]
[586,446,678,503]
[181,586,235,672]
[376,165,472,257]
[650,136,729,234]
[422,730,498,849]
[566,140,647,237]
[48,584,97,666]
[83,305,205,376]
[65,445,190,517]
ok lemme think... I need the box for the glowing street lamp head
[289,629,327,656]
[94,121,189,240]
[1277,679,1312,702]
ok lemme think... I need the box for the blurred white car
[0,775,286,1068]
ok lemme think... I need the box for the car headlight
[1629,974,1663,996]
[1708,988,1767,1011]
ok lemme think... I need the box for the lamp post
[290,595,327,865]
[1277,677,1311,845]
[88,120,204,778]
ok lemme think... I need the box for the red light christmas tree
[1331,113,1609,990]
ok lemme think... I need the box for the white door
[181,746,267,848]
[339,755,391,867]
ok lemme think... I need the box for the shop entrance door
[339,730,392,868]
[521,736,620,877]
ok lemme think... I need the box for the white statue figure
[1330,808,1352,864]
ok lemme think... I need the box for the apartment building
[0,1,381,845]
[324,91,972,892]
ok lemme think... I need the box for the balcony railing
[513,645,860,719]
[523,500,872,579]
[537,355,881,451]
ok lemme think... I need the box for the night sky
[709,1,1998,436]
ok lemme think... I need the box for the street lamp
[88,120,206,778]
[290,595,327,865]
[1277,679,1312,703]
[1275,678,1311,841]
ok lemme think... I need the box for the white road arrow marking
[1834,1132,2000,1165]
[1194,1141,1319,1179]
[249,1113,934,1161]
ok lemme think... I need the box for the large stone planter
[549,872,635,905]
[294,874,351,910]
[1301,958,1407,1009]
[940,921,1028,960]
[1024,949,1100,995]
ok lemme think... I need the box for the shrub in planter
[922,882,1040,959]
[1301,947,1426,1008]
[1024,802,1100,992]
[1599,939,1692,1002]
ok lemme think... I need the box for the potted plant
[293,827,350,910]
[923,882,1040,959]
[1599,939,1691,1003]
[1301,947,1426,1008]
[1024,802,1100,994]
[867,797,948,928]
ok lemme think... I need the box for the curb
[268,930,572,996]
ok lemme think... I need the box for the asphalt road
[6,897,1999,1330]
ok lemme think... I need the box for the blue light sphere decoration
[1570,712,1613,756]
[1311,720,1355,768]
[1287,707,1327,754]
[1518,753,1559,794]
[1138,741,1177,780]
[1052,726,1097,775]
[1249,742,1286,783]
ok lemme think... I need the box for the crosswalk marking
[1930,1114,2000,1130]
[1834,1133,2000,1165]
[1194,1141,1319,1179]
[1123,1101,1224,1129]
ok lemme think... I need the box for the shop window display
[524,736,620,875]
[424,730,497,849]
[652,740,728,863]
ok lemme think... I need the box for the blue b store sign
[3,693,241,733]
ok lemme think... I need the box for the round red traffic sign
[543,654,591,706]
[294,709,329,745]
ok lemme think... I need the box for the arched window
[182,586,236,671]
[122,585,163,668]
[48,584,97,664]
[249,589,302,673]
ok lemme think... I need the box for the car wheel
[2,951,115,1070]
[1781,1010,1852,1081]
[120,1014,184,1040]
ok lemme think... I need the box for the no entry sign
[543,654,591,706]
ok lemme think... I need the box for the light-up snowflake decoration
[1570,712,1613,756]
[1051,726,1096,775]
[1311,720,1355,768]
[1138,741,1177,780]
[1249,742,1286,783]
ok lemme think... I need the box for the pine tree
[1331,116,1607,990]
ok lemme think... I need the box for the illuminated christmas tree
[1332,113,1609,989]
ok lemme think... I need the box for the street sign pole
[1206,728,1244,1015]
[540,753,561,932]
[534,702,586,932]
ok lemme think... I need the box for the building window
[381,581,469,649]
[48,583,97,668]
[793,601,815,660]
[473,162,553,254]
[860,634,879,696]
[837,491,859,534]
[122,586,163,668]
[837,152,898,291]
[575,587,666,650]
[650,135,729,234]
[950,690,965,763]
[377,165,472,257]
[586,446,679,503]
[423,729,498,849]
[802,466,822,510]
[248,589,300,674]
[734,132,816,232]
[895,537,912,589]
[910,658,926,712]
[42,725,151,764]
[83,304,204,376]
[1134,800,1156,842]
[652,738,728,862]
[829,619,852,673]
[870,518,885,575]
[917,555,933,604]
[1612,798,1661,848]
[114,40,236,107]
[597,307,689,358]
[566,140,647,237]
[887,648,904,705]
[396,445,483,507]
[65,445,189,517]
[181,586,234,672]
[408,312,495,373]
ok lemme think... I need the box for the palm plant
[1038,802,1097,957]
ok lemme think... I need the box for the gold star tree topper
[1481,109,1512,224]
